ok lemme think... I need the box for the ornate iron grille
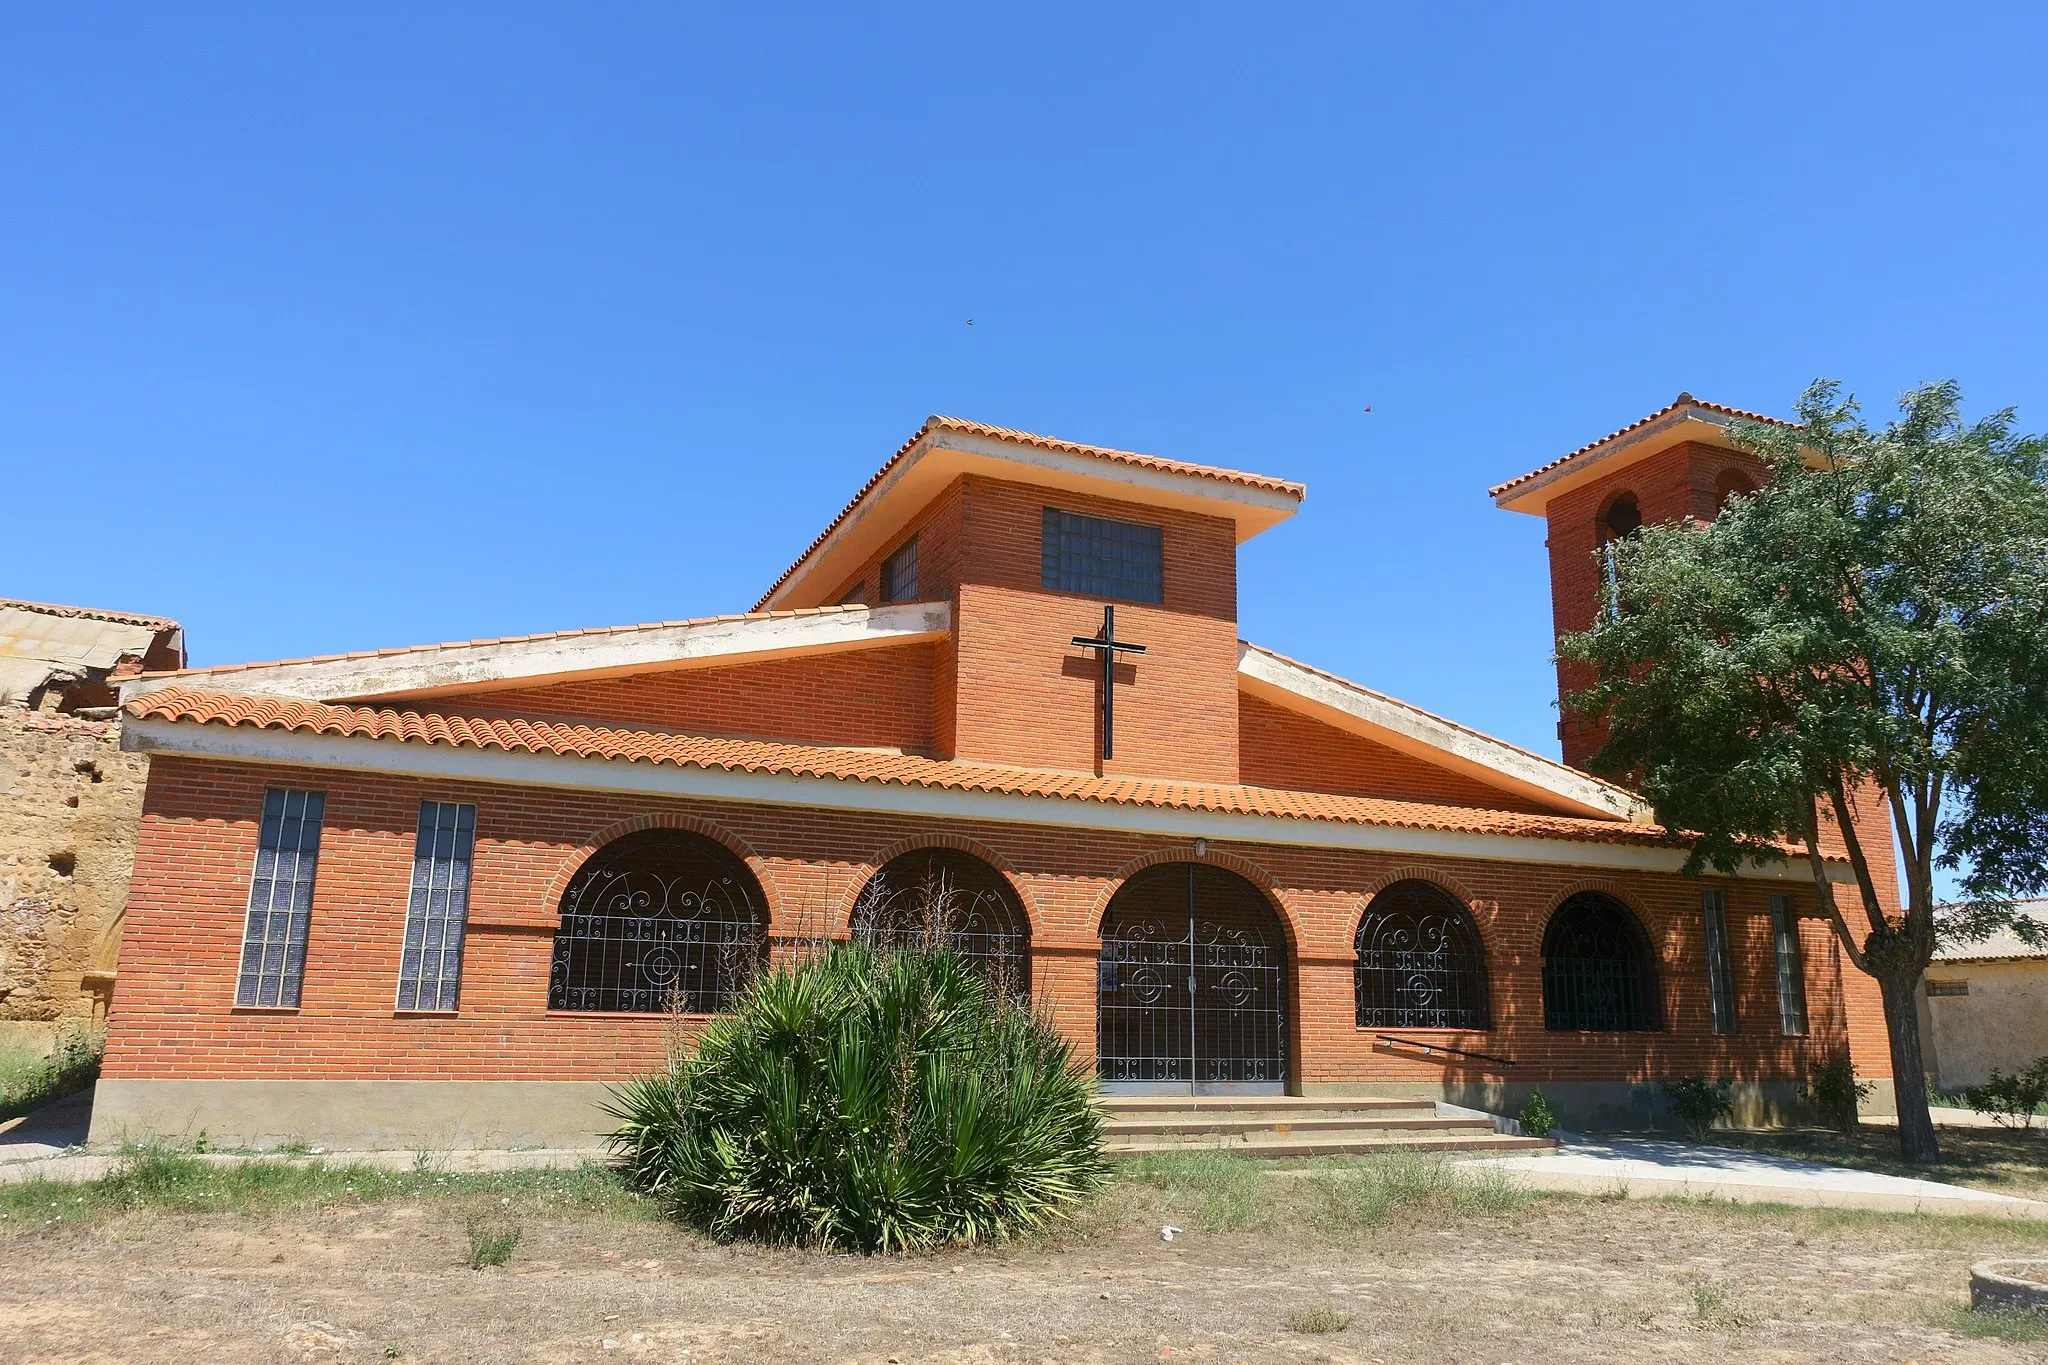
[1541,892,1661,1031]
[1097,864,1288,1092]
[849,850,1030,997]
[1354,880,1491,1030]
[547,829,766,1014]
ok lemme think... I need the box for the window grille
[396,801,476,1012]
[881,537,919,602]
[1770,894,1809,1035]
[235,788,326,1008]
[1354,880,1491,1030]
[1041,508,1163,603]
[1925,979,1969,998]
[548,829,767,1014]
[850,849,1030,997]
[1541,893,1661,1031]
[1701,890,1737,1035]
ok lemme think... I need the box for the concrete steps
[1100,1094,1557,1159]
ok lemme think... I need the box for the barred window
[1926,979,1969,998]
[1354,880,1490,1030]
[1542,893,1661,1031]
[1770,894,1809,1036]
[235,788,326,1008]
[548,829,768,1014]
[1701,890,1737,1035]
[881,537,919,602]
[396,801,476,1012]
[1041,508,1163,603]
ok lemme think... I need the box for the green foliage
[1120,1149,1530,1234]
[1516,1089,1558,1139]
[0,1023,104,1124]
[1558,379,2048,1160]
[605,942,1109,1252]
[465,1215,522,1268]
[1928,1303,2048,1342]
[1659,1075,1735,1142]
[1286,1305,1352,1334]
[1959,1057,2048,1129]
[1800,1058,1874,1135]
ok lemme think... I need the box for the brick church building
[92,401,1895,1148]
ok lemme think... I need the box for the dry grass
[3,1148,2047,1361]
[1711,1123,2048,1200]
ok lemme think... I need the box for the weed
[1687,1278,1747,1328]
[1286,1304,1352,1334]
[0,1023,104,1124]
[1927,1302,2048,1342]
[1121,1151,1269,1231]
[1516,1089,1558,1138]
[466,1215,522,1269]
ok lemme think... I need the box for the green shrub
[1659,1075,1735,1141]
[1960,1057,2048,1129]
[1515,1089,1557,1138]
[605,942,1108,1252]
[1800,1057,1874,1134]
[1286,1305,1352,1334]
[0,1023,104,1125]
[465,1215,521,1269]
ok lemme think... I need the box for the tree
[1558,380,2048,1163]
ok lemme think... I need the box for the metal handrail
[1372,1033,1517,1069]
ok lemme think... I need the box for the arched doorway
[849,848,1031,997]
[1096,863,1290,1094]
[547,828,768,1014]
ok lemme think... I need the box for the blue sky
[3,4,2043,771]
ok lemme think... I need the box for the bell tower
[1490,394,1775,771]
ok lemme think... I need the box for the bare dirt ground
[2,1177,2044,1364]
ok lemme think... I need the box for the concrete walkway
[1464,1136,2048,1219]
[0,1085,94,1164]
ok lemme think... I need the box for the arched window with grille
[849,848,1030,997]
[1541,892,1662,1031]
[1353,880,1491,1030]
[547,829,767,1014]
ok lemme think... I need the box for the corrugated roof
[1934,900,2048,963]
[1488,394,1795,501]
[753,416,1305,611]
[127,685,1692,850]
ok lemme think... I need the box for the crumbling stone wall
[0,703,146,1048]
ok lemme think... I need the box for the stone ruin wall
[0,703,146,1050]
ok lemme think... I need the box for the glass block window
[1041,508,1163,603]
[881,537,919,601]
[396,801,477,1012]
[1770,894,1809,1036]
[235,788,326,1008]
[1700,891,1737,1035]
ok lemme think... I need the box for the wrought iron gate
[1096,863,1289,1094]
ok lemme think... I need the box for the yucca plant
[605,941,1107,1252]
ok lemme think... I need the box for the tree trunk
[1876,969,1940,1164]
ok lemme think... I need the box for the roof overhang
[120,601,951,706]
[121,714,1824,880]
[1494,406,1769,517]
[758,425,1303,611]
[1237,642,1653,823]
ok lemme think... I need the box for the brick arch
[1087,844,1300,956]
[1536,878,1655,928]
[831,831,1040,938]
[542,811,786,928]
[1352,864,1494,957]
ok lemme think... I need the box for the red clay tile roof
[1488,394,1795,501]
[753,416,1306,611]
[128,685,1689,850]
[136,602,883,682]
[0,598,180,632]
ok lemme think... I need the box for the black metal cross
[1070,604,1147,762]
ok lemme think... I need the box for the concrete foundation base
[87,1079,620,1151]
[1301,1077,1899,1133]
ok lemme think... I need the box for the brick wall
[440,643,938,753]
[105,754,1884,1092]
[1237,694,1551,813]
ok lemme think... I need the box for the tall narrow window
[235,788,326,1008]
[1770,894,1809,1036]
[1041,508,1164,603]
[881,537,919,601]
[1700,890,1737,1035]
[396,801,477,1012]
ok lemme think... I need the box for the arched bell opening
[1095,863,1290,1095]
